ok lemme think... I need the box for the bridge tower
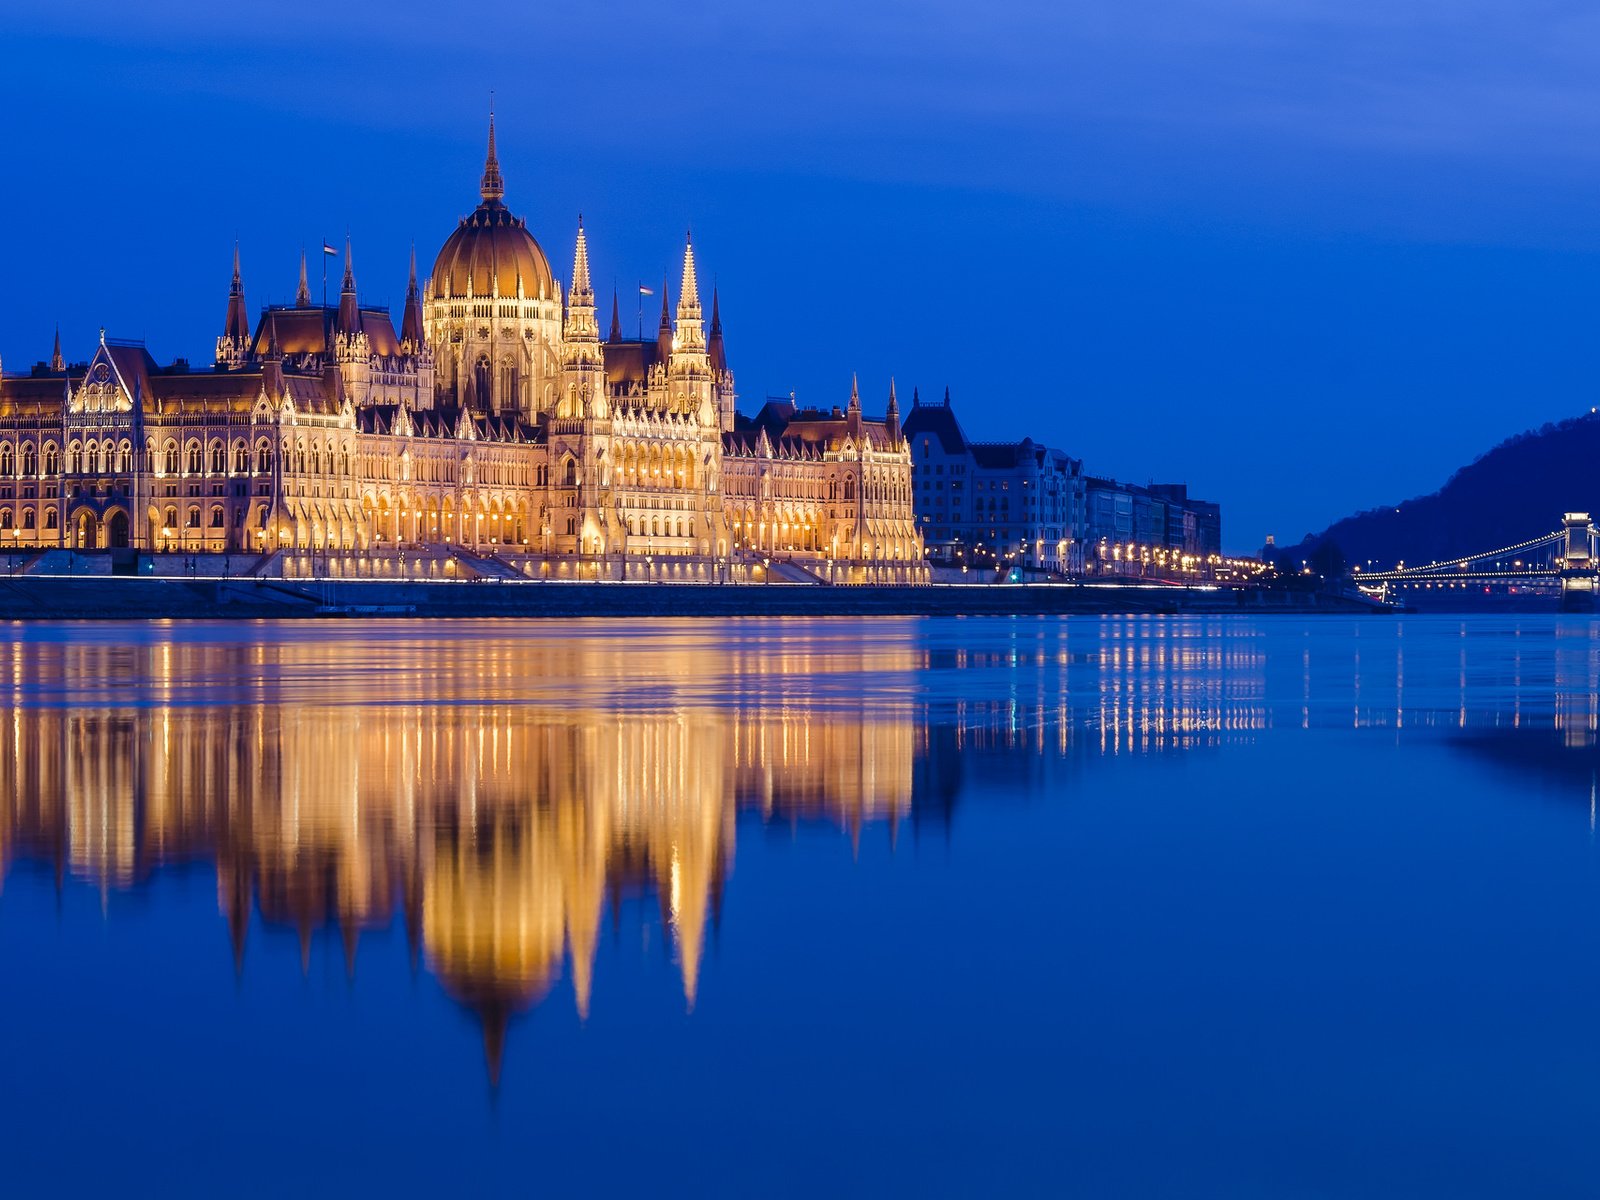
[1559,512,1596,611]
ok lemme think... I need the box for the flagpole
[637,281,642,341]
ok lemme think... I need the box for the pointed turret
[849,373,861,413]
[571,217,593,300]
[561,218,605,417]
[337,237,360,334]
[656,275,673,361]
[480,108,505,204]
[296,250,310,307]
[886,378,901,444]
[608,289,622,343]
[224,242,249,344]
[50,326,63,373]
[400,244,425,351]
[673,233,706,357]
[708,287,726,375]
[678,231,701,312]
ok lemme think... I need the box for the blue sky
[4,0,1600,547]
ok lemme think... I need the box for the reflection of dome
[429,116,554,302]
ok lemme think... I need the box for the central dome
[429,118,555,302]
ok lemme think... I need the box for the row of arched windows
[0,507,58,531]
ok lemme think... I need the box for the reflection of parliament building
[0,638,926,1078]
[0,118,923,581]
[0,623,1268,1077]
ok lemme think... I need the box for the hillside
[1301,412,1600,570]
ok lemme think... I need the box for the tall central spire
[480,107,505,204]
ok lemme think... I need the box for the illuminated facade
[0,119,923,581]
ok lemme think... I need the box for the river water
[2,615,1599,1197]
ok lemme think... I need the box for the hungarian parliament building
[0,119,923,582]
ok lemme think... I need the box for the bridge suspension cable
[1381,529,1565,577]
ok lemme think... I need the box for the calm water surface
[3,614,1600,1197]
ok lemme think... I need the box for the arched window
[43,445,59,476]
[563,457,577,487]
[21,508,35,530]
[210,443,225,473]
[20,445,37,477]
[234,443,248,473]
[66,444,80,475]
[164,442,179,475]
[0,511,11,530]
[186,506,200,529]
[257,442,271,473]
[116,443,131,473]
[0,445,13,476]
[44,508,57,531]
[163,506,178,532]
[209,506,224,528]
[187,444,202,474]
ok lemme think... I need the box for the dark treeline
[1297,412,1600,570]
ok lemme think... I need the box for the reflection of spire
[342,924,360,979]
[482,1007,508,1087]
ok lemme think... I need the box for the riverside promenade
[0,575,1389,619]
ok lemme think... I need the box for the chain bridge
[1355,513,1598,608]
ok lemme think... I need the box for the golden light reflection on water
[37,618,1600,1076]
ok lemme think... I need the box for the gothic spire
[677,231,701,315]
[886,377,901,442]
[480,107,505,204]
[656,274,673,361]
[50,326,63,373]
[337,238,360,334]
[224,242,249,344]
[401,243,425,350]
[571,217,592,301]
[564,219,598,346]
[296,249,310,307]
[609,289,622,342]
[849,372,861,412]
[708,287,726,375]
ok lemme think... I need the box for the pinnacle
[480,109,505,203]
[678,234,700,312]
[571,221,592,297]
